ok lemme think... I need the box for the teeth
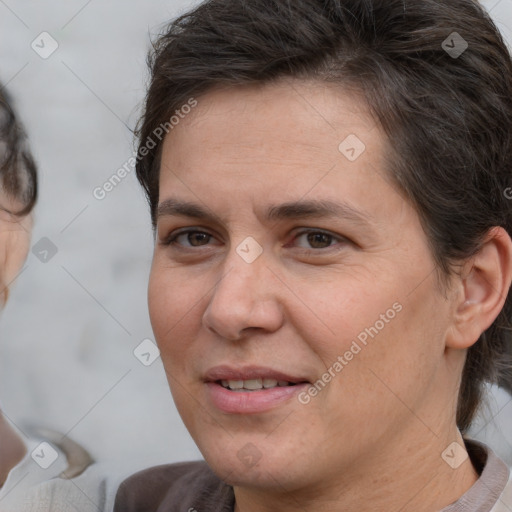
[263,378,278,388]
[244,378,263,390]
[226,380,243,390]
[220,378,292,391]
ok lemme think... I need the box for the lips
[203,365,311,413]
[203,365,310,386]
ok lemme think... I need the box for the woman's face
[0,199,32,307]
[149,80,461,492]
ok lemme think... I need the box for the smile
[219,378,297,391]
[203,365,311,413]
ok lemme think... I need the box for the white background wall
[0,0,511,478]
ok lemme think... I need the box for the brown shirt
[114,440,511,512]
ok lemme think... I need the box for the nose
[202,250,284,341]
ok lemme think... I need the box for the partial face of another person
[148,81,470,491]
[0,197,32,307]
[0,195,32,484]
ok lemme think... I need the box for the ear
[0,210,32,308]
[446,227,512,350]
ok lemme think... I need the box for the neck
[233,427,479,512]
[0,411,26,487]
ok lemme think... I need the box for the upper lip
[204,365,310,384]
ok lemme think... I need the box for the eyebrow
[267,199,372,226]
[157,197,373,227]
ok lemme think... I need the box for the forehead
[157,80,400,221]
[164,79,377,154]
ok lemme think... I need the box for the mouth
[217,378,303,391]
[203,365,311,413]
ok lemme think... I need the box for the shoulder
[0,431,115,512]
[462,439,511,512]
[491,473,512,512]
[114,460,234,512]
[115,460,209,503]
[18,466,111,512]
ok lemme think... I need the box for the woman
[0,87,37,495]
[0,86,113,511]
[115,0,512,510]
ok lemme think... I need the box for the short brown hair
[135,0,512,432]
[0,86,37,215]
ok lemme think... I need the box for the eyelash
[163,229,217,249]
[162,228,347,252]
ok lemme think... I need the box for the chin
[198,439,305,491]
[211,459,295,491]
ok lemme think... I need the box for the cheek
[329,282,447,417]
[1,230,31,284]
[295,265,444,393]
[148,265,205,363]
[147,269,167,337]
[284,267,401,357]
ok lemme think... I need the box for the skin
[148,80,512,512]
[0,199,32,486]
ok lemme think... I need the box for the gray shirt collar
[440,439,510,512]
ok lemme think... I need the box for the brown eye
[306,232,334,249]
[187,232,211,246]
[291,230,343,250]
[164,229,218,248]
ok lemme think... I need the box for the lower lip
[205,382,309,414]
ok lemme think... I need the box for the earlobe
[446,227,512,350]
